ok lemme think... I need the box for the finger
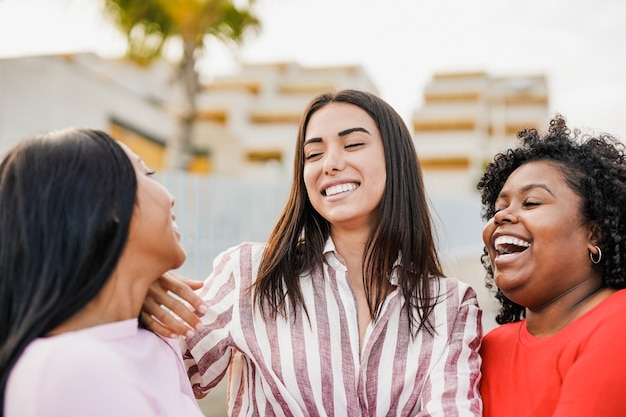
[163,271,203,291]
[163,294,203,331]
[140,311,178,339]
[161,272,207,315]
[147,284,203,331]
[180,275,203,290]
[143,296,195,336]
[147,282,200,324]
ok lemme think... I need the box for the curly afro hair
[477,115,626,324]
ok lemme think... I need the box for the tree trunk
[165,37,199,170]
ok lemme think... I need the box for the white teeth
[324,183,358,196]
[494,236,530,251]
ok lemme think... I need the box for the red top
[480,289,626,417]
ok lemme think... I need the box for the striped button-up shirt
[182,240,482,417]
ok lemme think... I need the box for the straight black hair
[0,128,137,414]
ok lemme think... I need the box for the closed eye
[345,142,364,149]
[305,152,322,161]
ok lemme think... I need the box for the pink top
[183,240,483,417]
[5,318,204,417]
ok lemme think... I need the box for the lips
[171,213,180,233]
[323,182,358,196]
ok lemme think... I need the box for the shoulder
[209,241,267,271]
[204,241,267,288]
[432,276,479,307]
[483,321,519,338]
[600,289,626,313]
[9,332,132,400]
[578,289,626,338]
[481,322,520,351]
[47,332,131,375]
[7,331,166,416]
[427,277,482,340]
[213,241,267,266]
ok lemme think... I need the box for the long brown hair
[254,89,443,336]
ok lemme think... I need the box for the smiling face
[302,102,386,233]
[482,160,601,310]
[119,143,186,271]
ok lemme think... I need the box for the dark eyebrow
[303,137,322,146]
[304,127,371,146]
[498,183,555,199]
[522,183,555,196]
[338,127,370,136]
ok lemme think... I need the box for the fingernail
[195,322,204,331]
[185,330,195,339]
[169,334,178,339]
[197,304,208,315]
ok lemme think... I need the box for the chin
[173,251,187,270]
[496,284,527,305]
[494,282,519,298]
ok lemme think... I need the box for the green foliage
[103,0,260,169]
[104,0,260,65]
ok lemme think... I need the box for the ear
[586,221,602,252]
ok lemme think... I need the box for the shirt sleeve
[181,245,241,399]
[420,282,483,417]
[551,309,626,417]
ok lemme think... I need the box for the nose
[493,206,518,225]
[322,146,345,174]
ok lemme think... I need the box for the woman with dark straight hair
[145,89,483,416]
[0,128,203,416]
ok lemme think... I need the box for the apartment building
[193,61,379,178]
[412,71,550,197]
[0,53,378,177]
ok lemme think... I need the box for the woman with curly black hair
[478,116,626,417]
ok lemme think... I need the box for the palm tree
[104,0,260,169]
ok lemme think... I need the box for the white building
[0,53,379,178]
[0,53,179,157]
[195,61,379,178]
[412,70,550,198]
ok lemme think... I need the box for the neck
[330,227,370,267]
[48,256,164,336]
[526,282,615,337]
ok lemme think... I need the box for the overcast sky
[1,0,625,137]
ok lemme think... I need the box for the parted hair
[0,128,137,414]
[477,116,626,324]
[253,89,443,336]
